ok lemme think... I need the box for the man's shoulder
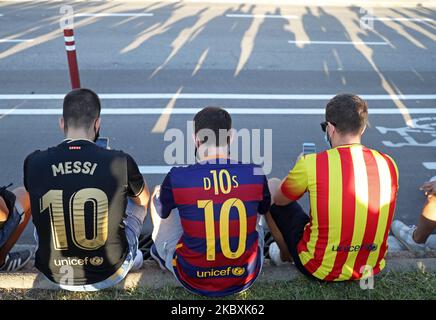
[359,146,398,166]
[24,144,132,165]
[374,149,397,164]
[97,147,130,159]
[24,147,52,165]
[167,163,196,175]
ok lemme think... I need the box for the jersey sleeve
[23,151,38,191]
[384,154,399,187]
[281,156,308,201]
[126,154,145,197]
[257,175,271,215]
[158,172,176,219]
[23,155,29,191]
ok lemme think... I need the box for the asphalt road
[0,1,435,244]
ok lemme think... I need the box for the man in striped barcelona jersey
[266,94,399,281]
[150,107,271,297]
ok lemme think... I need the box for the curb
[1,258,435,290]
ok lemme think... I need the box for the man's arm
[126,154,149,222]
[265,211,292,262]
[156,173,176,219]
[274,156,308,206]
[130,181,150,208]
[273,177,295,206]
[421,180,436,197]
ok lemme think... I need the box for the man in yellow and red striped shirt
[266,94,399,281]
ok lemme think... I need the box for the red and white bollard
[63,28,81,89]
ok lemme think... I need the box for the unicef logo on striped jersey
[231,267,245,277]
[196,266,246,278]
[332,243,377,252]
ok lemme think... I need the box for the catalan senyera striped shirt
[281,144,399,281]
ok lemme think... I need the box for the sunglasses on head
[320,121,337,132]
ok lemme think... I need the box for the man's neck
[197,145,229,161]
[65,129,94,142]
[332,135,361,148]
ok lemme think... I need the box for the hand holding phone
[302,143,316,155]
[96,137,110,149]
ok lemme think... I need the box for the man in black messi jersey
[23,88,149,291]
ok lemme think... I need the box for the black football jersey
[24,139,144,286]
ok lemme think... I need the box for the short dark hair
[325,94,368,135]
[194,106,232,147]
[63,88,101,130]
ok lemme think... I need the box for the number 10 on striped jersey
[197,198,247,261]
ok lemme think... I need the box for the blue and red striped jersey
[159,159,271,297]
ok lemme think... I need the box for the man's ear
[95,118,101,131]
[192,133,201,148]
[327,123,335,136]
[59,118,65,132]
[228,128,235,145]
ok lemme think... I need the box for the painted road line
[370,17,433,22]
[423,162,436,170]
[288,40,388,46]
[1,94,436,100]
[1,108,435,115]
[1,0,435,8]
[140,162,436,175]
[0,39,34,43]
[75,13,154,17]
[139,166,173,174]
[226,14,299,19]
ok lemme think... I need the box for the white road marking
[1,93,435,100]
[142,162,436,175]
[0,0,434,8]
[423,162,436,170]
[1,108,435,115]
[226,14,299,19]
[75,13,154,17]
[0,39,34,43]
[288,40,388,46]
[139,166,173,174]
[369,17,433,22]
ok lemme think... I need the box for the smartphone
[302,142,316,155]
[96,137,110,149]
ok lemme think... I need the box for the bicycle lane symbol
[376,117,436,179]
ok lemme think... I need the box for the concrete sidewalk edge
[0,258,435,290]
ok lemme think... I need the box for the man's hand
[130,182,150,209]
[152,185,161,200]
[280,247,292,262]
[420,180,436,198]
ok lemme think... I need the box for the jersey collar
[62,138,95,144]
[59,138,96,147]
[334,143,362,149]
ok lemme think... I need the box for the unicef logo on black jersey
[89,256,104,266]
[54,256,104,267]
